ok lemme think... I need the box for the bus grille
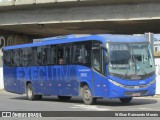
[124,85,147,89]
[125,90,148,96]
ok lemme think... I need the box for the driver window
[92,49,101,72]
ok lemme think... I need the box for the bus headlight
[108,79,124,87]
[109,79,156,89]
[148,79,156,85]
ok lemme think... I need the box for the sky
[154,34,160,40]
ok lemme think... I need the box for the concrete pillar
[0,67,4,89]
[155,58,160,94]
[145,32,154,55]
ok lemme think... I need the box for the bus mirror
[105,56,109,64]
[104,51,109,64]
[100,44,107,51]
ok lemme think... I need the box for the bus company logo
[16,66,77,81]
[2,112,12,117]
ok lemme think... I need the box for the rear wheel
[58,96,72,101]
[119,98,132,103]
[81,85,97,105]
[26,83,36,101]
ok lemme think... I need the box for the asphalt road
[1,91,160,120]
[0,91,160,112]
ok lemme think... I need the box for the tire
[36,95,42,100]
[26,83,36,101]
[58,96,72,101]
[119,98,132,103]
[81,85,97,105]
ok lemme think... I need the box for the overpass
[0,0,160,92]
[0,0,160,38]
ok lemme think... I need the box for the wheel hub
[27,88,32,98]
[84,90,90,100]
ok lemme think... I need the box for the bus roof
[3,34,147,50]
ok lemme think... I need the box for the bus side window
[32,47,38,66]
[92,40,103,73]
[22,48,32,66]
[12,49,20,67]
[3,50,11,67]
[72,43,85,64]
[92,49,101,72]
[50,45,56,65]
[57,45,64,65]
[35,46,46,65]
[64,44,71,64]
[72,41,91,67]
[42,47,48,65]
[36,47,42,65]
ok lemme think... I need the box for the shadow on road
[10,95,158,106]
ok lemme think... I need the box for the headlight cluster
[108,79,155,89]
[108,79,124,88]
[148,79,156,85]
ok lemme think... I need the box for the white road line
[139,108,155,110]
[72,104,111,111]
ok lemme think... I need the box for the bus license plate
[132,93,141,96]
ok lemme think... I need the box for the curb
[0,89,4,92]
[153,95,160,98]
[0,89,16,95]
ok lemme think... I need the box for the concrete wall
[0,67,4,89]
[155,58,160,94]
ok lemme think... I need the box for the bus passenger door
[92,48,103,97]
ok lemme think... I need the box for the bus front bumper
[107,79,156,98]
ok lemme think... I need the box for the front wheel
[26,83,36,101]
[119,98,132,103]
[81,85,97,105]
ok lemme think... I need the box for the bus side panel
[23,66,57,96]
[70,65,79,96]
[4,65,92,97]
[3,66,15,93]
[4,66,25,94]
[57,65,79,96]
[26,65,79,96]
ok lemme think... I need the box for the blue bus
[3,34,156,105]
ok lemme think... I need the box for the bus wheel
[26,83,36,101]
[36,95,42,100]
[119,98,132,103]
[82,85,96,105]
[58,96,72,101]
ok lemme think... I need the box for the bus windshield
[108,43,155,80]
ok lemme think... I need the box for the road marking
[72,104,111,111]
[139,108,154,110]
